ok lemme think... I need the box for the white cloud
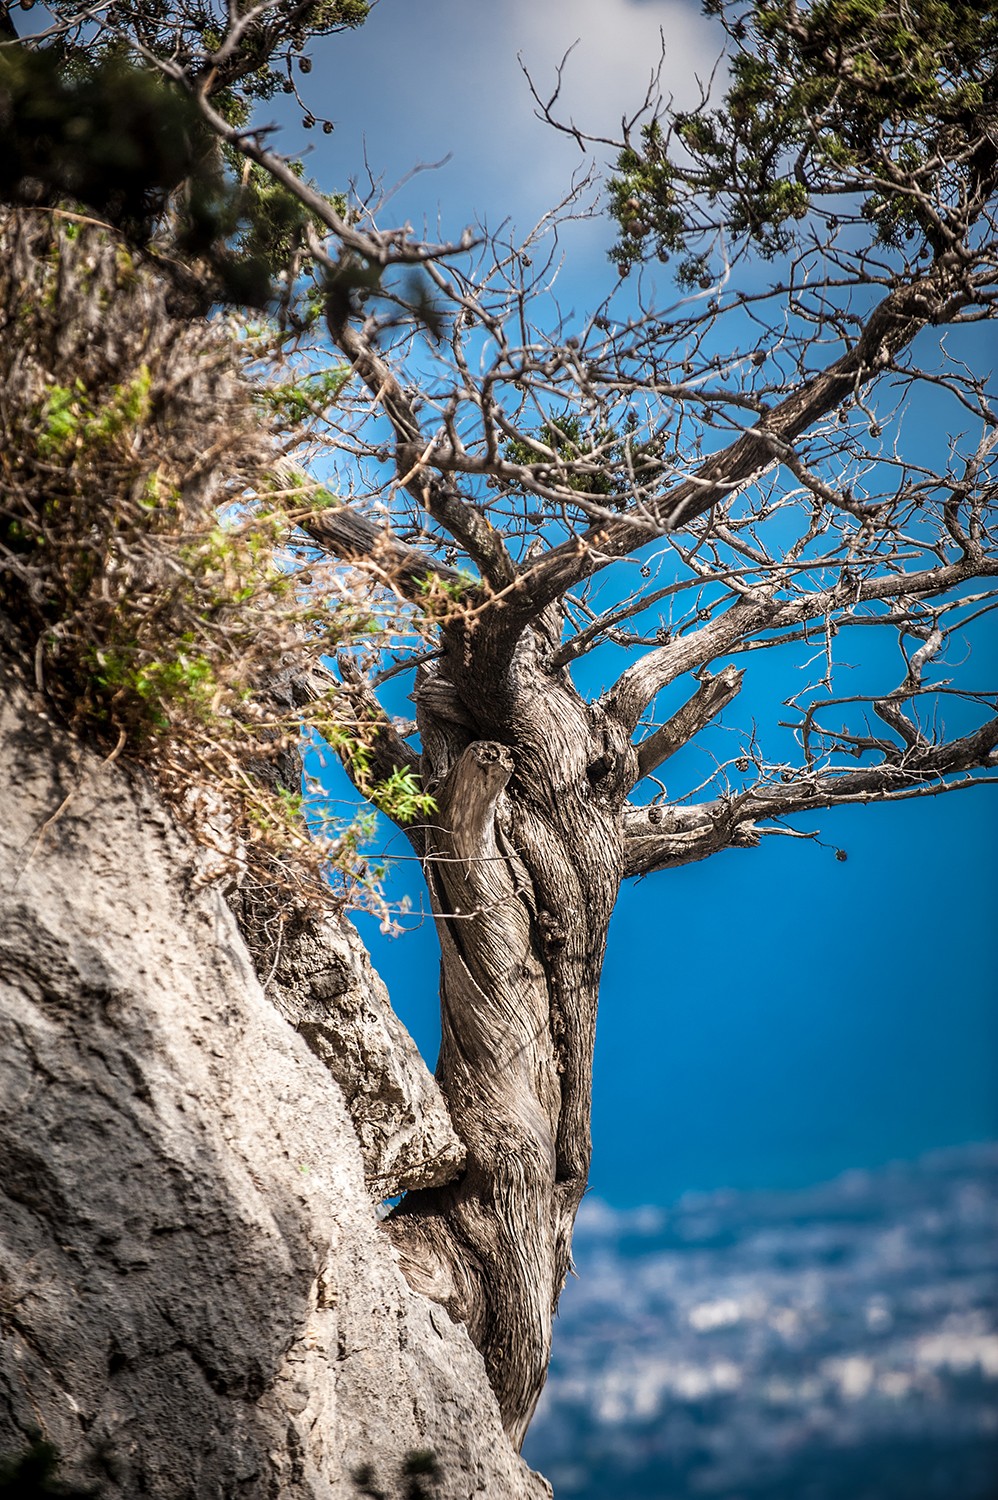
[510,0,722,137]
[575,1195,621,1233]
[821,1355,876,1402]
[480,0,723,219]
[313,0,722,237]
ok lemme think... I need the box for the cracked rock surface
[0,676,548,1500]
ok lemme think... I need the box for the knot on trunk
[436,741,516,873]
[586,704,637,803]
[468,740,514,777]
[538,910,566,956]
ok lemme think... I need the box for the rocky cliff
[0,674,548,1500]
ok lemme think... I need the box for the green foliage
[0,46,345,309]
[368,767,436,824]
[263,366,352,424]
[503,408,665,509]
[608,0,998,276]
[0,6,450,340]
[41,0,369,107]
[37,368,153,457]
[89,646,219,733]
[319,723,436,825]
[20,0,371,310]
[504,409,627,502]
[414,568,477,605]
[0,48,210,232]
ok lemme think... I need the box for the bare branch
[633,665,743,785]
[315,239,516,591]
[300,499,464,600]
[623,717,998,877]
[514,260,982,615]
[605,555,998,733]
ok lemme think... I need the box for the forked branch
[633,665,743,785]
[623,716,998,877]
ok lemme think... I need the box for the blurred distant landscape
[523,1144,998,1500]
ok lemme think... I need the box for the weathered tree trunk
[387,621,636,1445]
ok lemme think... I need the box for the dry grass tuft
[0,206,399,914]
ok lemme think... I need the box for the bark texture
[0,675,547,1500]
[386,622,635,1448]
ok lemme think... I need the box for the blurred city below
[524,1143,998,1500]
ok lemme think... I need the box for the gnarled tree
[5,0,997,1452]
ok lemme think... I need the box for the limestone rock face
[259,909,465,1201]
[0,678,548,1500]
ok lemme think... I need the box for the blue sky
[289,0,998,1206]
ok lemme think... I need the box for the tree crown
[2,0,996,877]
[608,0,998,279]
